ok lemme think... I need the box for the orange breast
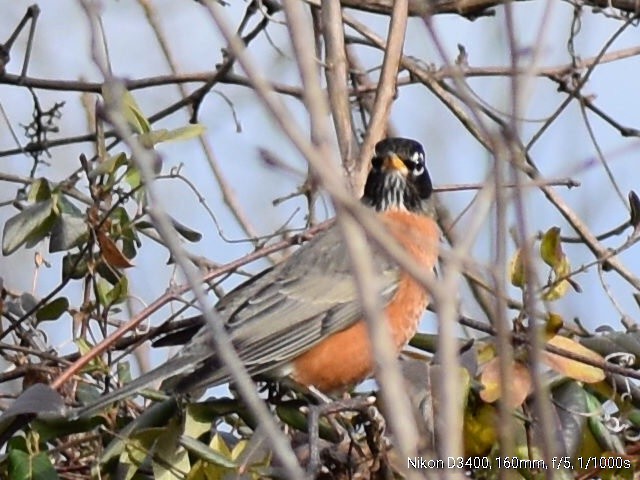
[291,211,439,392]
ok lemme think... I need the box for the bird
[78,137,439,416]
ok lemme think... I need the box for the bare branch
[321,1,356,185]
[356,0,409,195]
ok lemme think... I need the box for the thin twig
[282,0,333,224]
[355,0,409,196]
[137,0,262,245]
[321,1,356,186]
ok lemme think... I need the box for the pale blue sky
[1,0,640,384]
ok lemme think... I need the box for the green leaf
[628,408,640,428]
[36,297,69,322]
[20,292,38,312]
[49,213,89,252]
[62,252,89,280]
[102,86,151,134]
[124,93,151,134]
[276,403,339,442]
[135,215,202,243]
[56,194,83,216]
[27,178,52,202]
[8,450,59,480]
[153,417,191,480]
[161,123,206,141]
[88,152,129,179]
[110,206,131,227]
[33,415,104,444]
[74,383,104,406]
[119,429,161,480]
[116,361,133,384]
[74,338,108,374]
[9,449,31,480]
[8,435,28,452]
[185,399,242,423]
[121,235,139,260]
[96,276,128,307]
[544,312,564,338]
[3,199,57,255]
[185,404,214,441]
[95,259,122,285]
[586,392,625,453]
[75,338,92,356]
[408,332,439,353]
[139,124,205,147]
[0,384,66,438]
[171,216,202,243]
[580,330,640,366]
[95,278,111,307]
[551,381,588,458]
[179,434,237,469]
[100,400,179,468]
[124,166,142,191]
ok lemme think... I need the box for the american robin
[80,137,439,414]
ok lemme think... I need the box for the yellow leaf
[476,341,496,366]
[543,335,605,383]
[185,405,213,441]
[540,227,563,268]
[479,357,531,407]
[554,254,570,278]
[509,248,526,288]
[544,312,564,338]
[543,256,571,301]
[231,440,247,461]
[464,403,498,457]
[210,433,232,458]
[542,279,570,301]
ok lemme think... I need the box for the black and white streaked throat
[362,137,433,214]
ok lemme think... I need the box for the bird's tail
[72,353,198,419]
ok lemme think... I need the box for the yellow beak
[382,154,408,173]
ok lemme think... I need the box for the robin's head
[362,137,433,213]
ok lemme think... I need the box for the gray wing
[164,225,400,393]
[76,226,400,416]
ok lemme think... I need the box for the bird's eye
[371,156,383,170]
[408,151,425,176]
[411,163,425,176]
